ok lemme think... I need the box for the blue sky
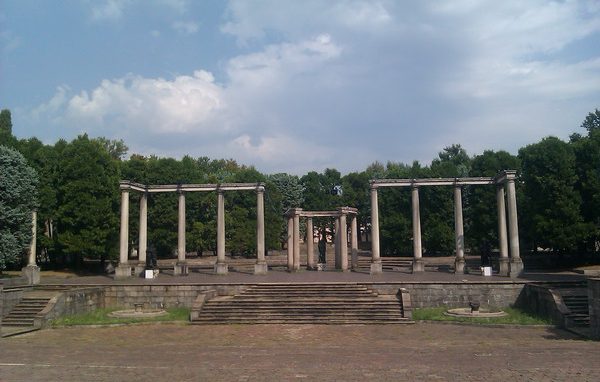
[1,0,599,174]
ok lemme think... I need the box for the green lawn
[412,306,551,325]
[52,307,190,326]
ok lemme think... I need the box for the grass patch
[412,306,551,325]
[52,307,190,327]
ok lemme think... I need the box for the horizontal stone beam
[371,177,496,188]
[119,181,265,193]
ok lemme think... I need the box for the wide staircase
[191,283,412,324]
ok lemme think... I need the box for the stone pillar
[135,193,148,276]
[339,212,349,272]
[115,190,131,279]
[411,185,424,272]
[496,185,509,276]
[306,217,315,270]
[370,186,382,274]
[254,188,268,275]
[334,217,341,269]
[293,212,300,271]
[454,185,465,274]
[22,210,40,285]
[174,191,188,276]
[350,214,358,271]
[506,174,523,277]
[287,215,294,271]
[215,189,228,275]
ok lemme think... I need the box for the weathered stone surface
[590,278,600,340]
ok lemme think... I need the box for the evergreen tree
[0,145,38,271]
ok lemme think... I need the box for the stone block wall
[589,278,600,340]
[1,287,30,318]
[103,284,249,309]
[37,287,105,327]
[370,282,526,309]
[516,284,568,326]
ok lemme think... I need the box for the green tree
[581,108,600,134]
[94,137,129,160]
[55,135,120,267]
[519,137,584,253]
[0,109,15,145]
[0,145,38,271]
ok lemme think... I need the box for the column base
[21,265,40,285]
[498,257,510,277]
[370,261,383,275]
[454,258,466,274]
[174,262,188,276]
[134,263,146,277]
[412,259,425,273]
[254,262,268,275]
[509,258,524,278]
[114,264,132,279]
[214,262,228,275]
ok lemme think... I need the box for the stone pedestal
[370,261,383,275]
[412,259,425,273]
[134,263,146,277]
[254,262,268,275]
[114,265,132,279]
[509,258,524,278]
[498,258,510,277]
[174,262,188,276]
[215,262,228,275]
[454,258,465,274]
[21,265,40,285]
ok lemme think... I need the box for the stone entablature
[369,170,522,277]
[117,181,267,279]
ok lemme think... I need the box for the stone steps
[553,285,590,328]
[192,283,411,325]
[2,297,50,327]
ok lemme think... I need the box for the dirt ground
[1,323,598,381]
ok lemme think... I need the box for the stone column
[334,217,341,269]
[215,189,228,275]
[496,185,509,276]
[287,215,294,271]
[339,212,349,272]
[254,188,268,275]
[115,190,131,279]
[306,217,315,270]
[134,193,148,276]
[174,191,188,276]
[293,212,301,271]
[411,185,424,272]
[370,186,382,274]
[350,214,358,271]
[506,174,523,277]
[22,210,40,285]
[454,185,465,273]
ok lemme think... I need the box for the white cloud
[90,0,133,21]
[172,21,199,35]
[65,70,224,134]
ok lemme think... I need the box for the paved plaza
[1,322,598,381]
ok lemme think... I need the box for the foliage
[0,145,38,270]
[519,137,585,252]
[55,135,120,265]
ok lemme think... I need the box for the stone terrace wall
[590,278,600,340]
[1,287,30,318]
[103,284,249,309]
[370,282,526,309]
[38,287,105,328]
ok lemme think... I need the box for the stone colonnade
[369,170,523,277]
[116,181,266,279]
[285,207,359,272]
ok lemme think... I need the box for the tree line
[1,108,599,271]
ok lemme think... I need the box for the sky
[1,0,599,175]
